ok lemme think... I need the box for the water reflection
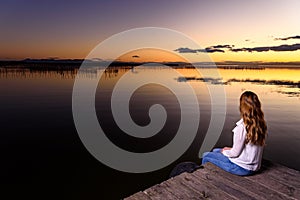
[1,65,300,98]
[0,65,133,80]
[0,64,299,198]
[176,76,300,97]
[177,76,223,84]
[227,78,300,97]
[0,66,79,79]
[176,67,300,98]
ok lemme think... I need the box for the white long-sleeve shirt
[222,119,264,171]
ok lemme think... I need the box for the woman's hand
[221,147,232,153]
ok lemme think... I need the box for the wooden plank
[125,191,152,200]
[245,170,300,199]
[204,162,294,200]
[259,166,300,189]
[262,160,300,178]
[126,161,300,200]
[143,183,179,200]
[160,177,205,200]
[192,167,263,200]
[253,161,300,199]
[176,172,236,199]
[264,168,300,189]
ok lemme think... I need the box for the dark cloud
[174,47,199,53]
[210,44,234,49]
[174,46,227,53]
[132,55,140,58]
[175,42,300,54]
[231,47,269,52]
[231,43,300,52]
[275,35,300,41]
[204,47,225,53]
[271,44,300,51]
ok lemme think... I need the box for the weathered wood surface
[125,160,300,200]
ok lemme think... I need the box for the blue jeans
[201,148,253,176]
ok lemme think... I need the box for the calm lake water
[1,65,300,199]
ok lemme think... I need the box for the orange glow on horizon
[209,51,300,63]
[116,48,189,63]
[1,39,300,63]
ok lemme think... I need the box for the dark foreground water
[0,65,299,199]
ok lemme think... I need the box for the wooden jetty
[125,160,300,200]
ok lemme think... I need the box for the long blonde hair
[240,91,267,146]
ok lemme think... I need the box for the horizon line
[1,58,300,65]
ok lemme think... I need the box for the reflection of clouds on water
[1,65,300,98]
[226,78,300,87]
[176,76,224,85]
[226,79,300,97]
[176,76,300,97]
[277,91,300,97]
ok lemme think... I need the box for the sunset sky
[1,0,300,62]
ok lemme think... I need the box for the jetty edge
[125,160,300,200]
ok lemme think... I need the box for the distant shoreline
[0,59,300,69]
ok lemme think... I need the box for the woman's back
[202,91,267,176]
[223,119,264,171]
